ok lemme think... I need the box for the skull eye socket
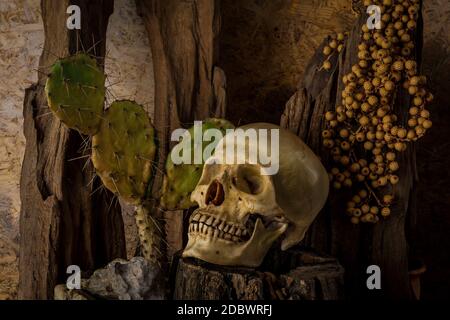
[233,165,264,195]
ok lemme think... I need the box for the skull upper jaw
[182,216,287,267]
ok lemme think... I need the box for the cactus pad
[92,100,156,204]
[45,53,105,135]
[161,118,234,210]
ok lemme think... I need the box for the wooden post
[136,0,226,261]
[19,0,126,299]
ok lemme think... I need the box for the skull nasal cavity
[206,180,225,206]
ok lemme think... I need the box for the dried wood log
[19,0,126,299]
[281,10,423,299]
[173,250,344,300]
[136,0,226,261]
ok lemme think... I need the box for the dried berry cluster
[322,0,433,224]
[321,32,347,70]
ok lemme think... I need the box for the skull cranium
[182,123,329,267]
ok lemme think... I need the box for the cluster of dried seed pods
[321,32,348,70]
[322,0,433,224]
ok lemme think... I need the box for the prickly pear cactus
[91,100,156,204]
[45,53,106,135]
[161,118,234,210]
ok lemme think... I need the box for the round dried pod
[389,161,399,172]
[413,96,423,106]
[405,60,416,70]
[322,129,333,138]
[368,95,379,106]
[384,80,395,91]
[372,77,381,87]
[336,173,345,182]
[393,60,404,71]
[397,128,407,139]
[359,115,370,126]
[330,120,338,127]
[408,85,418,95]
[356,174,366,182]
[343,178,353,187]
[323,60,332,70]
[407,129,416,140]
[333,181,342,189]
[331,167,340,175]
[390,175,400,185]
[415,126,425,136]
[420,109,430,118]
[331,147,341,156]
[407,19,416,29]
[401,47,412,56]
[401,33,411,43]
[381,207,391,217]
[422,119,432,129]
[361,102,371,113]
[364,141,374,151]
[377,107,388,117]
[340,155,350,166]
[374,155,384,164]
[426,92,434,102]
[339,128,350,138]
[377,176,388,187]
[337,112,347,122]
[351,216,360,224]
[329,40,338,49]
[323,46,332,55]
[408,118,417,127]
[370,206,379,215]
[386,152,396,161]
[325,111,336,120]
[356,132,366,142]
[346,110,354,118]
[361,204,370,214]
[409,106,419,116]
[361,167,370,176]
[375,131,385,140]
[410,76,420,86]
[394,142,406,151]
[366,131,376,140]
[383,194,394,205]
[323,139,335,148]
[341,141,351,151]
[350,163,361,173]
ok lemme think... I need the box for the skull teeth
[189,212,250,243]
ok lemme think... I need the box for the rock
[54,257,166,300]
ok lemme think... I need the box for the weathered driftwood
[280,12,422,299]
[19,0,126,299]
[136,0,226,262]
[173,250,344,300]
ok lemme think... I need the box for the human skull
[182,123,329,267]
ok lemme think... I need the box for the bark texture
[173,251,344,300]
[19,0,126,300]
[136,0,226,261]
[280,13,422,299]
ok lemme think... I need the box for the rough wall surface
[0,0,42,299]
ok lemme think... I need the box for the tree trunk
[136,0,226,262]
[19,0,126,300]
[173,250,344,300]
[281,11,423,299]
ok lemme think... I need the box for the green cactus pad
[161,118,234,210]
[91,100,156,204]
[45,53,105,135]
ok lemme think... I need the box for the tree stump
[173,250,344,300]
